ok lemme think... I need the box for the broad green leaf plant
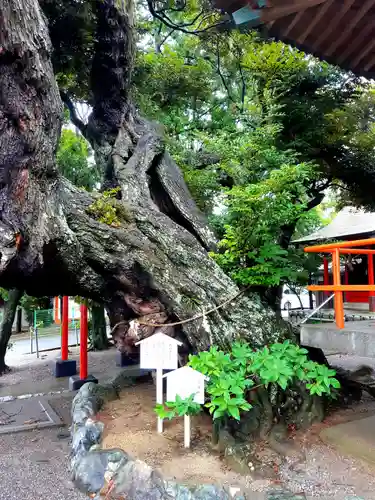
[154,340,340,427]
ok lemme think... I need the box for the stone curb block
[70,373,247,499]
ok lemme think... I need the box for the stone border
[70,371,247,499]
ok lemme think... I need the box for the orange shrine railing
[304,237,375,329]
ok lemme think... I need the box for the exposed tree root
[0,364,11,376]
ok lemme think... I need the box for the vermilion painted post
[323,257,330,297]
[368,253,375,297]
[332,249,344,329]
[54,297,59,324]
[80,304,88,380]
[61,296,69,361]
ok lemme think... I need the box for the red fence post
[61,296,69,361]
[368,254,375,294]
[80,304,88,380]
[368,253,375,312]
[323,257,330,298]
[332,249,344,329]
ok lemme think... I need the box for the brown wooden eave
[214,0,375,79]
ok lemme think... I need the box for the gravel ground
[0,349,123,500]
[0,348,125,500]
[0,427,85,500]
[0,394,86,500]
[279,443,375,499]
[2,349,375,499]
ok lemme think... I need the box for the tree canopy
[39,0,375,306]
[131,22,375,300]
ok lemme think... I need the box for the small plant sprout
[154,394,202,448]
[156,366,209,447]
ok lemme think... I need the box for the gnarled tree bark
[0,0,293,360]
[0,288,23,373]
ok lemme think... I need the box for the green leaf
[227,405,240,420]
[213,408,225,419]
[330,378,341,389]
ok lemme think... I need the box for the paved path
[9,331,79,359]
[0,348,123,499]
[1,345,124,397]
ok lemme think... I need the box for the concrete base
[69,374,98,391]
[115,350,139,367]
[301,320,375,356]
[321,414,375,465]
[344,302,370,311]
[53,359,77,378]
[0,397,62,435]
[118,364,152,378]
[369,296,375,312]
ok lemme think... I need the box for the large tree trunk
[90,304,108,351]
[0,0,293,357]
[0,289,23,374]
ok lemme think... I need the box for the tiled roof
[293,207,375,243]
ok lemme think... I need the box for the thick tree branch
[60,91,87,137]
[216,38,235,104]
[89,0,134,130]
[146,0,227,35]
[0,0,294,363]
[305,191,325,212]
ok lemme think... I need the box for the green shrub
[189,340,340,420]
[154,340,340,423]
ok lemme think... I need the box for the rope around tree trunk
[110,287,247,335]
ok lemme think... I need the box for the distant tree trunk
[90,304,108,350]
[0,0,294,359]
[16,307,22,333]
[0,289,23,374]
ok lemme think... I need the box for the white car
[281,287,314,311]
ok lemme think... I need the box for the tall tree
[0,0,291,366]
[56,129,108,350]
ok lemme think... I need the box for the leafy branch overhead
[132,23,375,297]
[49,0,375,301]
[43,0,375,302]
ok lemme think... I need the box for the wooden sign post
[163,366,209,448]
[136,333,182,433]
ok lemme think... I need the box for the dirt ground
[101,382,252,491]
[100,382,375,498]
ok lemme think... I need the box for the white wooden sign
[135,333,182,433]
[163,366,209,447]
[163,366,208,404]
[136,332,182,370]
